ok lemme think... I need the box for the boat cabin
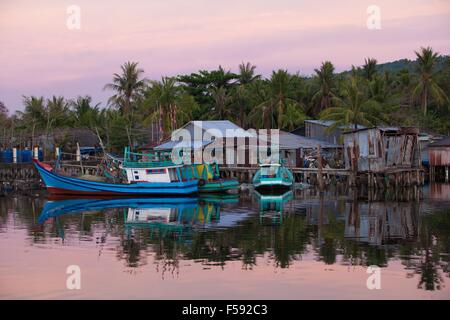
[121,147,196,184]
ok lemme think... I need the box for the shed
[428,137,450,181]
[343,127,420,172]
[274,131,341,167]
[305,120,366,145]
[154,120,255,165]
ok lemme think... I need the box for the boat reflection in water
[38,194,242,236]
[253,190,294,225]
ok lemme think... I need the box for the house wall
[343,129,384,172]
[305,122,342,145]
[343,128,420,172]
[429,147,450,167]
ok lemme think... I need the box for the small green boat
[192,163,240,193]
[252,162,294,192]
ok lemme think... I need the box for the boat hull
[33,159,198,196]
[199,179,239,193]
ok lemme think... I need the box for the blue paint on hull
[38,197,198,224]
[33,160,198,195]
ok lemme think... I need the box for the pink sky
[0,0,449,112]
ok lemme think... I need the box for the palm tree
[235,62,260,127]
[46,96,70,129]
[144,77,188,138]
[250,70,301,129]
[210,86,231,120]
[0,101,7,118]
[280,102,307,131]
[312,61,336,114]
[238,62,260,85]
[104,61,147,148]
[104,61,146,115]
[20,96,46,147]
[363,58,378,81]
[319,76,384,131]
[413,47,448,115]
[70,96,101,129]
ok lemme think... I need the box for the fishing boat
[192,163,239,193]
[252,162,294,192]
[33,148,198,196]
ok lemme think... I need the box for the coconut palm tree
[20,96,46,147]
[312,61,336,114]
[238,62,260,85]
[46,96,70,129]
[143,77,198,139]
[104,61,146,115]
[250,70,301,129]
[210,86,231,120]
[0,101,7,119]
[70,96,101,129]
[280,102,307,131]
[413,47,448,115]
[319,76,384,131]
[104,61,147,148]
[234,62,260,127]
[363,58,378,81]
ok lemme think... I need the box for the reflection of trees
[2,195,449,291]
[404,209,450,290]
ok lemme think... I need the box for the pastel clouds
[0,0,449,110]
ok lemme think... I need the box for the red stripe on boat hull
[46,187,126,196]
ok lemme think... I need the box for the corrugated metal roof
[154,120,253,150]
[190,120,254,137]
[154,140,212,150]
[264,131,341,150]
[305,120,366,130]
[279,131,341,149]
[429,137,450,148]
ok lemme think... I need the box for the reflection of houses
[302,198,420,245]
[344,202,419,245]
[428,183,450,201]
[428,137,450,182]
[343,127,421,172]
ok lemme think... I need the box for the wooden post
[317,145,325,191]
[76,143,84,174]
[76,143,81,162]
[12,147,17,163]
[32,146,37,160]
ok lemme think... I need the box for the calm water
[1,185,450,300]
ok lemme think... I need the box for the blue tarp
[0,149,43,163]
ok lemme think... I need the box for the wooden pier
[0,162,426,193]
[220,166,425,189]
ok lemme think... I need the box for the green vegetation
[1,46,449,153]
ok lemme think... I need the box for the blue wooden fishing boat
[33,148,198,196]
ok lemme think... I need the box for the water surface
[1,185,449,299]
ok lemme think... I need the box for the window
[146,168,166,174]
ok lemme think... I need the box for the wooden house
[343,127,421,173]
